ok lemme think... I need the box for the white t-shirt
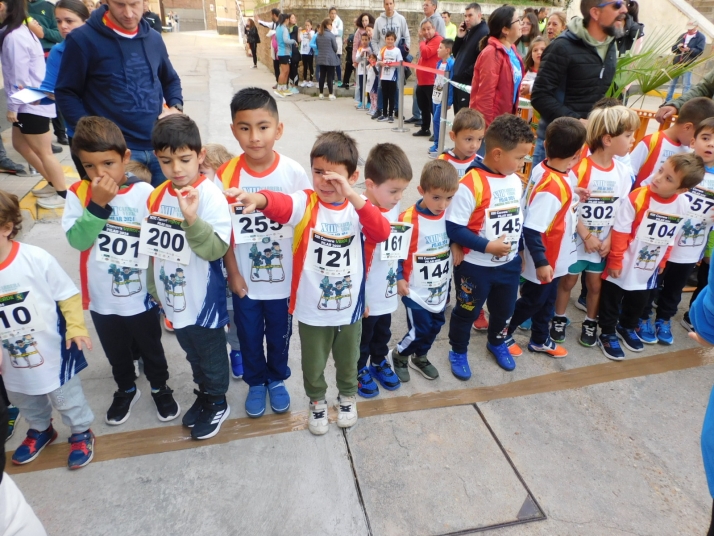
[631,132,688,189]
[670,171,714,263]
[355,46,372,75]
[331,16,343,54]
[0,242,87,395]
[300,29,314,55]
[379,46,403,81]
[364,203,402,316]
[438,151,479,179]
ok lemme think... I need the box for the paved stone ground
[2,31,713,536]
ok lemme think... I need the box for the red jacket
[469,36,524,126]
[416,34,443,86]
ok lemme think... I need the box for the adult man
[143,0,163,33]
[56,0,183,186]
[329,7,344,84]
[450,3,488,114]
[537,7,548,33]
[442,11,457,40]
[530,0,627,168]
[665,21,706,102]
[372,0,410,119]
[259,8,281,84]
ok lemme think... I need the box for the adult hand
[158,106,183,120]
[655,105,678,124]
[28,19,44,39]
[6,111,17,124]
[457,21,466,38]
[91,174,119,208]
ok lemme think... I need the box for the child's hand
[363,305,370,318]
[228,271,249,298]
[536,265,554,284]
[689,331,713,347]
[485,235,511,257]
[226,188,260,214]
[583,234,601,254]
[176,186,199,225]
[575,187,591,201]
[450,243,464,267]
[608,268,621,279]
[92,174,119,208]
[397,279,409,297]
[68,336,92,351]
[658,265,665,275]
[324,171,356,200]
[599,235,612,257]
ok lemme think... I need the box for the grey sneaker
[409,355,439,380]
[390,348,410,383]
[0,157,25,174]
[31,184,56,198]
[36,194,65,209]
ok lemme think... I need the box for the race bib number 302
[381,223,413,261]
[95,221,149,269]
[305,231,359,277]
[413,250,451,288]
[230,204,293,244]
[0,290,46,340]
[138,214,191,265]
[636,211,682,246]
[579,196,616,227]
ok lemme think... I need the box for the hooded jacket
[371,10,410,51]
[451,19,488,84]
[55,6,183,151]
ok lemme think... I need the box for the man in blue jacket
[665,21,706,102]
[55,0,183,186]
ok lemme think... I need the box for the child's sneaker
[182,389,205,428]
[151,385,180,422]
[390,348,410,382]
[357,367,380,398]
[428,144,437,153]
[575,295,587,312]
[191,396,230,440]
[336,395,358,428]
[356,102,363,109]
[377,115,388,122]
[655,318,674,345]
[12,425,58,465]
[163,315,174,332]
[580,319,598,347]
[598,333,625,361]
[409,355,439,380]
[472,309,488,331]
[371,111,381,119]
[329,94,336,101]
[308,400,329,435]
[487,342,516,371]
[6,405,19,442]
[681,312,694,332]
[245,385,267,418]
[528,337,568,358]
[67,430,95,470]
[636,317,657,344]
[448,350,471,380]
[504,335,523,356]
[229,349,243,379]
[388,116,394,123]
[550,316,568,343]
[267,380,290,413]
[105,387,141,425]
[369,360,401,390]
[616,324,643,352]
[519,318,532,331]
[133,359,141,379]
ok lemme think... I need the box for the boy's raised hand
[485,235,512,257]
[176,185,199,225]
[225,188,261,214]
[324,171,363,208]
[68,336,92,351]
[92,174,119,208]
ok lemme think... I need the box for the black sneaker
[51,143,62,154]
[681,312,694,332]
[191,397,230,440]
[151,385,181,422]
[56,135,69,146]
[550,316,568,343]
[182,389,206,428]
[105,388,141,425]
[580,319,598,347]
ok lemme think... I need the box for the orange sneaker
[527,338,567,358]
[504,336,522,357]
[472,309,489,331]
[163,316,174,332]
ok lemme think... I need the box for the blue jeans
[507,278,561,345]
[432,102,442,149]
[666,70,693,102]
[174,325,229,396]
[130,149,166,188]
[397,303,446,357]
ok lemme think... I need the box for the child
[639,118,714,344]
[438,108,485,177]
[377,31,403,123]
[429,38,454,155]
[218,88,311,418]
[413,20,442,138]
[505,117,587,357]
[366,53,379,117]
[631,97,714,189]
[552,106,640,347]
[392,160,459,381]
[354,33,372,110]
[598,153,705,360]
[299,20,315,87]
[0,190,95,469]
[358,143,412,398]
[147,115,233,439]
[63,116,180,426]
[229,131,390,435]
[446,114,534,374]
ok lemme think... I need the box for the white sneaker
[307,81,313,87]
[31,184,56,198]
[319,94,325,100]
[300,80,307,87]
[329,94,336,101]
[336,395,357,428]
[308,400,329,435]
[36,194,65,209]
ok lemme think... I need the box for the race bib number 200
[95,221,149,269]
[305,231,360,277]
[0,290,46,340]
[138,214,191,265]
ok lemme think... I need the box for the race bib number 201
[95,221,149,269]
[0,290,46,340]
[138,214,191,265]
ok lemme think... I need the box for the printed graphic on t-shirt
[107,265,143,297]
[159,265,187,312]
[678,220,707,247]
[634,245,661,271]
[248,241,285,283]
[385,264,398,299]
[318,275,353,310]
[2,334,44,369]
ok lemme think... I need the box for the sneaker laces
[339,402,353,413]
[583,324,596,337]
[604,334,622,349]
[552,319,567,332]
[311,409,326,419]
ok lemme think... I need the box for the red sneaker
[472,309,489,331]
[163,316,174,332]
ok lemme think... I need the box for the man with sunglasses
[531,0,627,168]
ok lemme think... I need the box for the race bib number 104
[636,211,682,246]
[138,214,191,265]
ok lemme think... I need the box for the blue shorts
[568,258,606,274]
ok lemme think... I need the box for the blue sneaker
[448,350,472,380]
[487,342,516,371]
[369,360,401,390]
[67,430,95,469]
[358,367,380,398]
[598,333,625,361]
[12,425,58,465]
[6,405,19,442]
[616,324,643,352]
[267,380,290,413]
[356,102,364,109]
[229,350,243,379]
[636,317,657,344]
[519,318,532,331]
[245,385,267,418]
[575,296,587,312]
[655,318,674,345]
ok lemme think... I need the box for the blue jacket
[672,31,706,64]
[55,6,183,150]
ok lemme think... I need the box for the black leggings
[289,52,300,85]
[382,80,397,117]
[319,65,335,94]
[640,261,696,321]
[343,58,354,86]
[302,54,314,80]
[249,42,258,66]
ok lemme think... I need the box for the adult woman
[288,13,301,90]
[546,11,566,42]
[315,18,339,100]
[245,19,260,69]
[0,0,66,208]
[469,5,523,129]
[274,13,296,97]
[521,36,546,98]
[516,12,539,58]
[352,12,374,53]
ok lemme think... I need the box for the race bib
[381,223,413,261]
[636,211,682,246]
[230,204,292,244]
[305,231,359,277]
[138,214,191,265]
[432,71,446,104]
[95,221,149,269]
[0,289,46,340]
[484,205,522,242]
[684,188,714,222]
[382,63,393,78]
[413,250,451,288]
[579,196,617,227]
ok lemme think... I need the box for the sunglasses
[597,0,625,9]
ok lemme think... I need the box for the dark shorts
[278,55,291,65]
[13,113,50,135]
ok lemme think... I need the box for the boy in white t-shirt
[299,20,315,87]
[354,32,373,110]
[147,115,232,440]
[0,191,95,470]
[376,31,403,123]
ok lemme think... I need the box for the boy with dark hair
[217,88,311,418]
[357,143,413,398]
[376,31,403,123]
[229,131,390,435]
[438,108,485,177]
[446,114,534,375]
[429,38,455,155]
[145,114,233,439]
[63,116,179,426]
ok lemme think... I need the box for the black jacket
[451,20,488,84]
[246,25,260,44]
[143,11,163,33]
[615,15,644,56]
[672,31,706,64]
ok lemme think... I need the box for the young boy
[598,153,705,360]
[366,53,379,117]
[218,88,311,418]
[631,97,714,189]
[505,118,587,357]
[429,38,455,155]
[376,31,403,123]
[445,114,534,375]
[229,131,390,435]
[145,114,233,439]
[355,32,372,110]
[0,190,95,469]
[63,116,180,426]
[357,143,412,398]
[392,160,459,381]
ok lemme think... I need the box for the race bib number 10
[0,290,46,340]
[138,214,191,265]
[381,223,413,261]
[636,211,682,246]
[305,231,359,277]
[230,204,293,244]
[95,221,149,269]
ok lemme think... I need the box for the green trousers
[298,320,362,401]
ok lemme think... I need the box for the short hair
[452,108,485,134]
[270,7,280,17]
[441,38,454,50]
[369,52,378,60]
[385,30,396,40]
[586,105,640,153]
[230,87,279,121]
[669,153,705,189]
[125,160,152,183]
[545,117,587,160]
[364,143,413,185]
[695,117,714,138]
[203,143,235,170]
[484,114,535,153]
[421,19,433,28]
[538,7,548,14]
[465,3,481,14]
[72,116,127,157]
[442,10,450,16]
[581,0,601,23]
[676,97,714,128]
[0,190,21,239]
[329,6,337,13]
[152,114,202,155]
[591,96,622,110]
[429,0,438,7]
[310,131,359,177]
[420,160,459,193]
